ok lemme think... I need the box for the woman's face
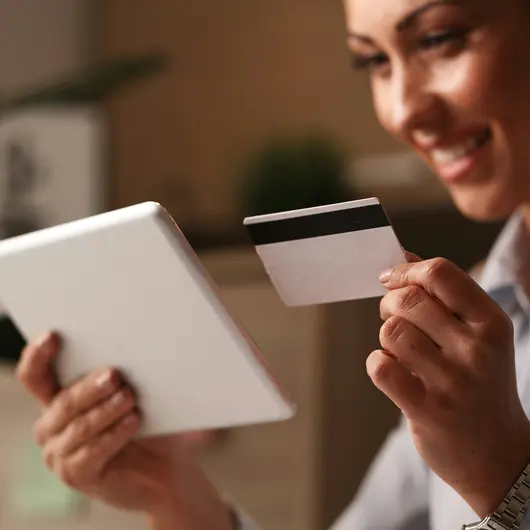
[344,0,530,221]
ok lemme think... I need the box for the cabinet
[197,249,398,530]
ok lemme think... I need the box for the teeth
[415,131,439,144]
[432,132,489,165]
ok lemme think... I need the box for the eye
[419,28,468,51]
[351,52,389,73]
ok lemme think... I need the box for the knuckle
[380,316,406,345]
[477,312,513,345]
[366,352,393,382]
[68,417,93,445]
[75,446,93,467]
[379,293,392,319]
[55,389,77,419]
[42,444,57,470]
[426,257,452,283]
[70,447,97,484]
[465,345,490,377]
[105,390,125,411]
[56,462,79,488]
[461,339,483,362]
[459,338,493,378]
[91,402,117,428]
[395,285,424,314]
[15,358,30,385]
[432,378,459,411]
[32,420,47,446]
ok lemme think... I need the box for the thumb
[16,332,61,406]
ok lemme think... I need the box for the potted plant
[239,131,353,217]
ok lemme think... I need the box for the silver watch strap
[463,461,530,530]
[491,462,530,530]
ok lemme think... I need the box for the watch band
[463,460,530,530]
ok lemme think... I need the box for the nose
[382,67,447,141]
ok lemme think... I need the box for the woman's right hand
[16,332,235,530]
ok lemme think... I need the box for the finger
[56,412,141,487]
[16,332,61,405]
[35,368,121,445]
[379,316,452,383]
[366,349,426,416]
[404,251,422,263]
[379,257,499,323]
[380,285,468,352]
[50,387,136,456]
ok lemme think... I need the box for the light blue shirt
[240,212,530,529]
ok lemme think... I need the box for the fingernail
[35,332,53,352]
[379,268,393,284]
[95,370,115,390]
[123,412,139,426]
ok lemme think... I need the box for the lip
[434,151,484,183]
[423,130,492,183]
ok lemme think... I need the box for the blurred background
[0,1,505,530]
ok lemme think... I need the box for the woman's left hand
[371,256,530,517]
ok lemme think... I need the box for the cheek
[433,53,501,118]
[437,42,530,124]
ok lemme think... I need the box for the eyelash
[419,28,468,50]
[352,28,469,73]
[351,53,388,71]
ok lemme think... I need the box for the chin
[449,186,518,223]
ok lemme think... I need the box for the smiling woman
[346,0,530,222]
[12,1,530,530]
[334,0,530,529]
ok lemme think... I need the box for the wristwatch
[463,461,530,529]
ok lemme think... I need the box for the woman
[15,0,530,529]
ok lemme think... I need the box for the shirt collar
[480,210,530,311]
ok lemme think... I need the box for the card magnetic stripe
[246,204,391,246]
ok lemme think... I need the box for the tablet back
[0,202,294,436]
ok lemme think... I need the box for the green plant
[239,132,353,216]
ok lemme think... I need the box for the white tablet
[0,202,295,437]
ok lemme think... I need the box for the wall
[0,2,110,528]
[98,0,404,231]
[0,0,93,92]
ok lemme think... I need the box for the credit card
[243,197,406,306]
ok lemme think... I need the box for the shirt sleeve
[330,416,430,530]
[235,416,430,530]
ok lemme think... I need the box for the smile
[431,130,492,164]
[428,129,492,182]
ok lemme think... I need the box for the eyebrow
[348,0,460,44]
